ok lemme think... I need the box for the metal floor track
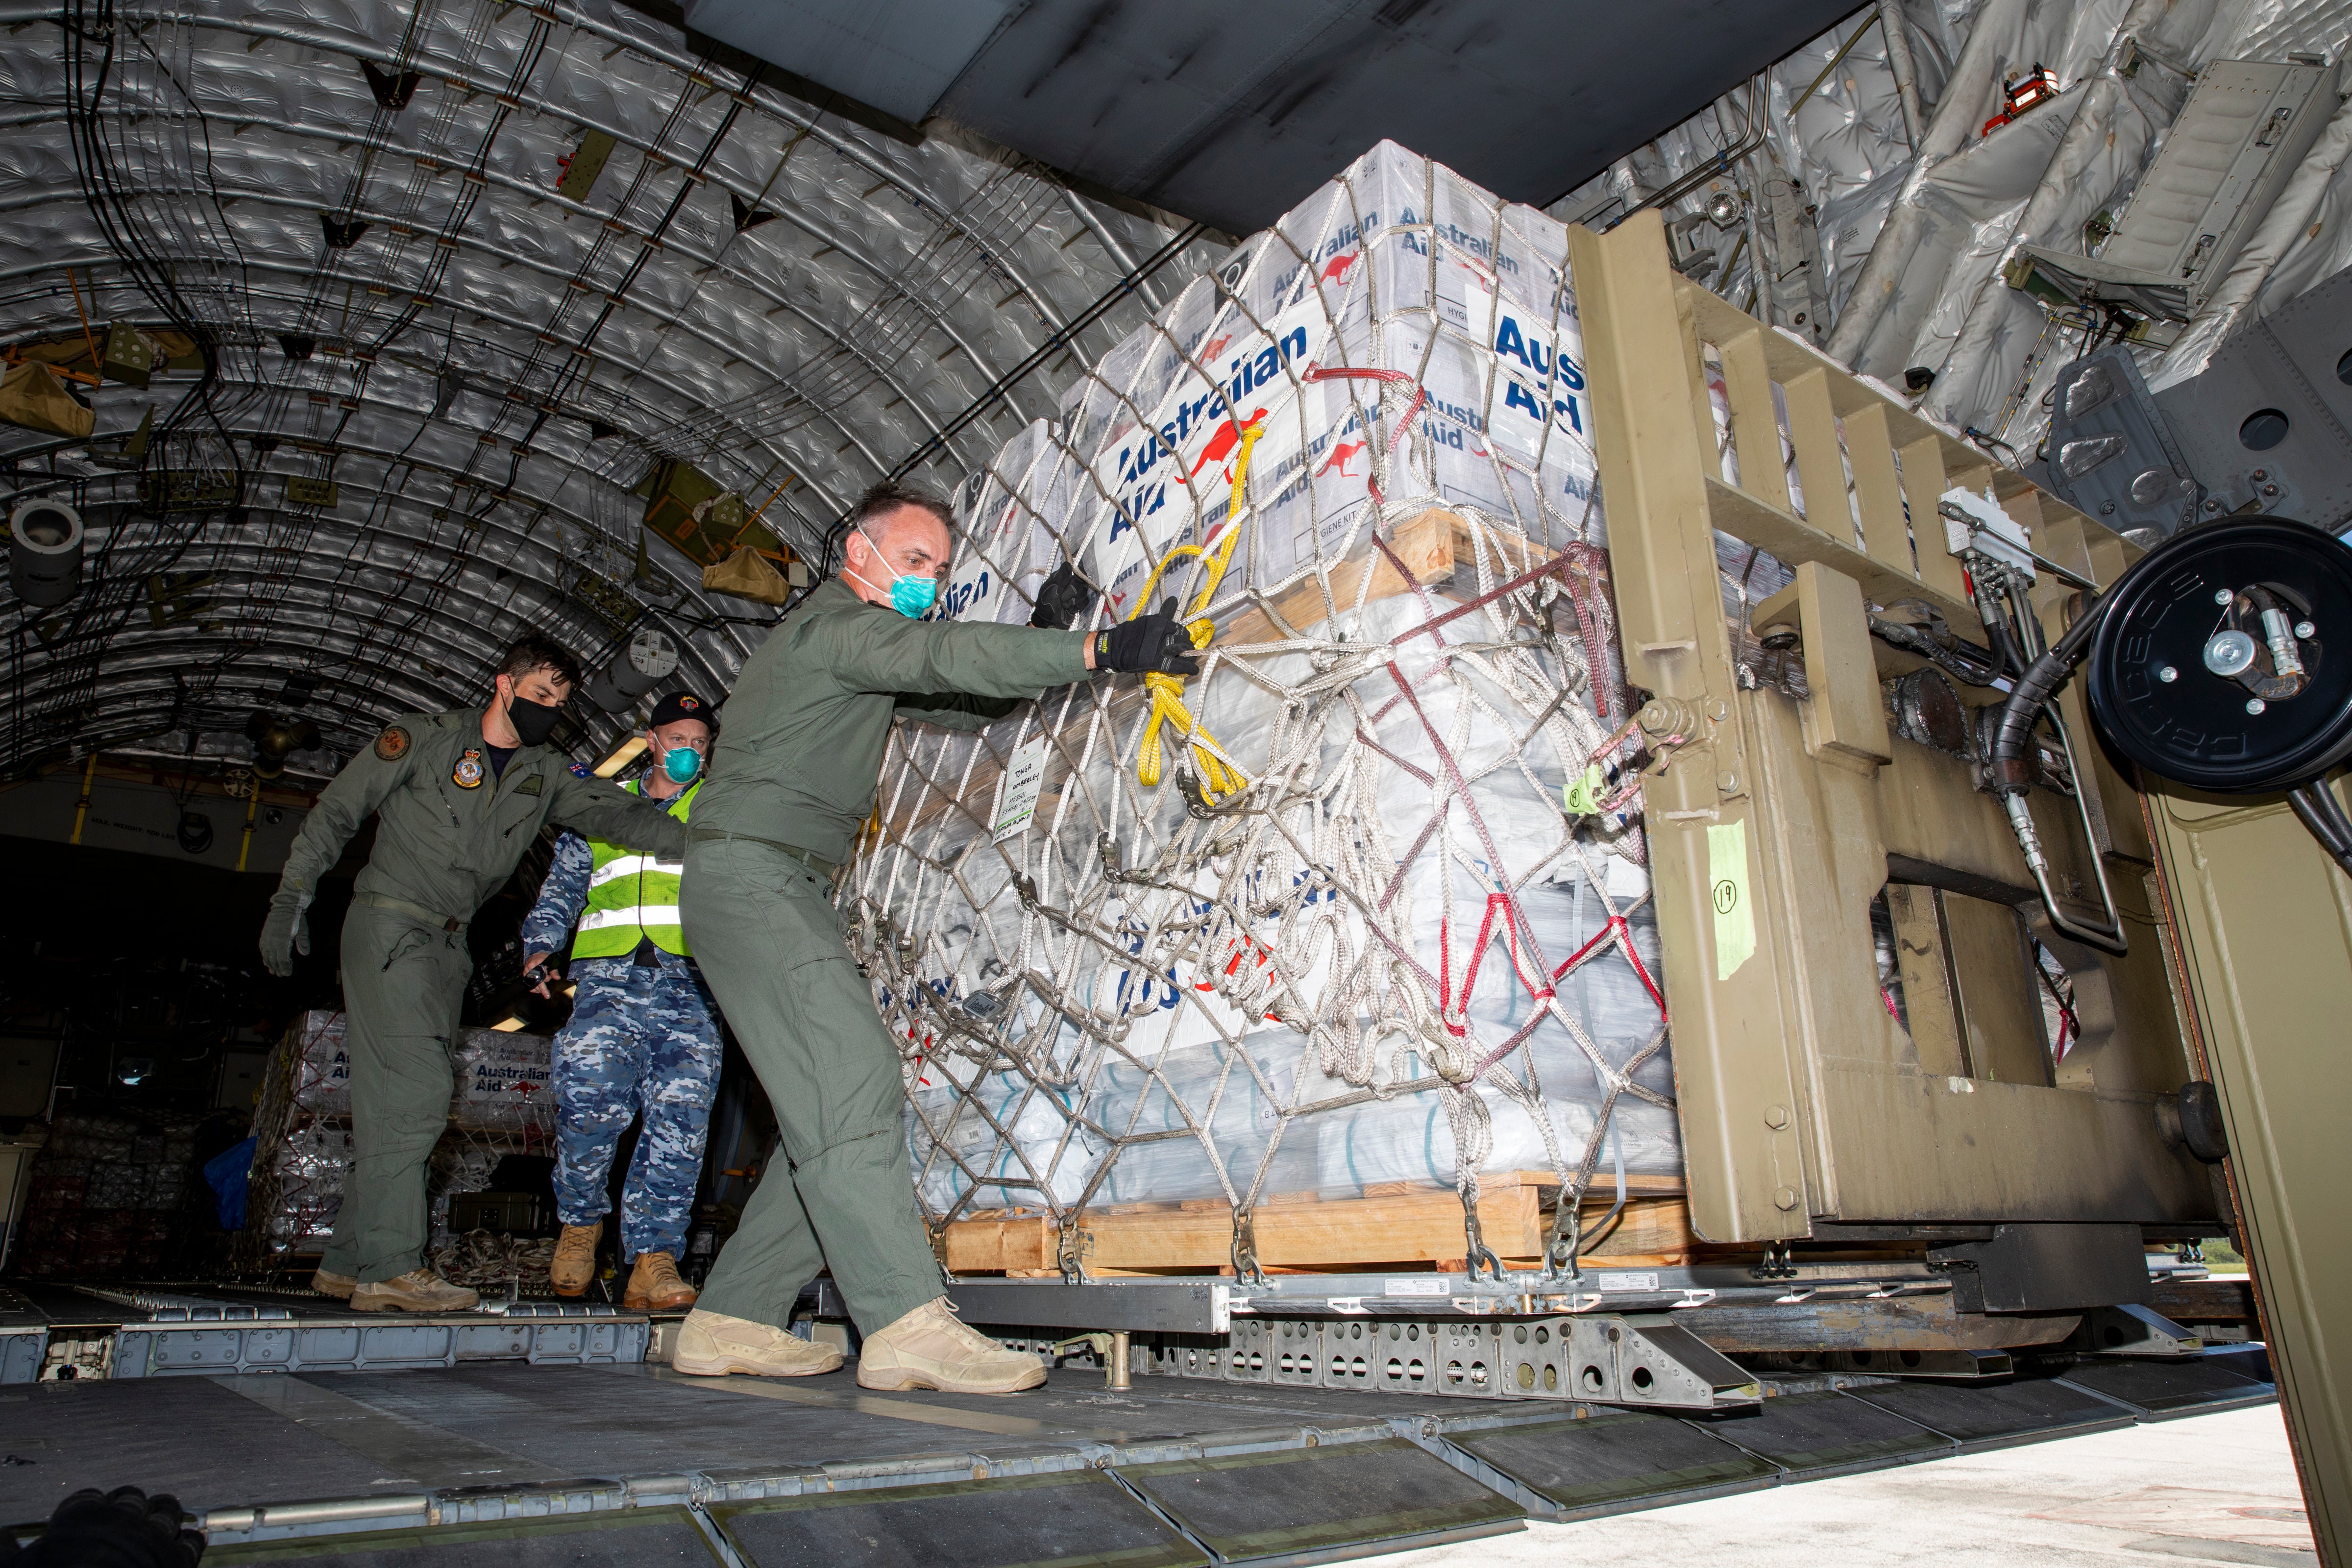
[0,1280,656,1380]
[0,1334,2276,1566]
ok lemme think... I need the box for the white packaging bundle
[289,1010,351,1117]
[448,1028,556,1134]
[854,143,1678,1268]
[264,1123,352,1249]
[280,1011,552,1132]
[257,1014,553,1255]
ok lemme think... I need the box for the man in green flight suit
[260,634,689,1313]
[673,481,1197,1394]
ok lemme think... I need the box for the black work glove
[20,1487,204,1567]
[259,889,310,979]
[1094,599,1200,676]
[1029,561,1098,631]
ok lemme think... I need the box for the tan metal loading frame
[1565,212,2213,1245]
[2143,783,2352,1552]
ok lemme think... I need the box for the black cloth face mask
[508,693,564,747]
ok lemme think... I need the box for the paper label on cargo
[1597,1272,1658,1292]
[1708,819,1756,980]
[1385,1277,1448,1297]
[991,735,1050,844]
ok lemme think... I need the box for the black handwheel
[2087,518,2352,793]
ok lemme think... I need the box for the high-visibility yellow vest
[572,779,698,959]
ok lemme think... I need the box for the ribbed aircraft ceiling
[0,0,1220,783]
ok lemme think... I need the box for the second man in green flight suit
[261,634,689,1312]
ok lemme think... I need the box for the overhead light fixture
[588,626,680,713]
[246,710,322,779]
[9,497,84,607]
[593,735,647,778]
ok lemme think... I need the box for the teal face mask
[662,746,702,783]
[852,526,940,619]
[889,574,938,618]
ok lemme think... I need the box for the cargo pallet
[904,207,2235,1406]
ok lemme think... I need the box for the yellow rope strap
[1129,418,1263,802]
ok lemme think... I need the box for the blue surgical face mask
[850,527,939,619]
[662,746,703,783]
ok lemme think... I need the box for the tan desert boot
[856,1297,1045,1395]
[551,1224,599,1298]
[671,1309,843,1377]
[623,1251,697,1311]
[350,1269,480,1313]
[311,1267,355,1299]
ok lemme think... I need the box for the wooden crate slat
[941,1178,1694,1274]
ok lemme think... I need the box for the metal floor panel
[1114,1436,1523,1565]
[747,1372,1429,1450]
[1837,1376,2139,1452]
[1440,1408,1779,1519]
[713,1470,1207,1568]
[0,1348,2246,1556]
[296,1365,1082,1479]
[1684,1391,1953,1479]
[2057,1358,2279,1420]
[202,1507,722,1566]
[0,1376,404,1521]
[7,1283,133,1328]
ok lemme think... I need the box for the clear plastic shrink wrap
[852,143,1687,1270]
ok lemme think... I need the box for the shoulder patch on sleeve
[374,725,411,762]
[569,762,590,778]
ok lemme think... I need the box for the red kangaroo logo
[1317,440,1368,479]
[1321,251,1359,286]
[1187,410,1268,480]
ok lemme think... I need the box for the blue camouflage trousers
[551,955,723,1261]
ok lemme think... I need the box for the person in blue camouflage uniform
[522,691,722,1310]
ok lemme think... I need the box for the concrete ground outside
[1382,1405,2311,1568]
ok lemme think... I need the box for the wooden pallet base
[940,1172,1692,1276]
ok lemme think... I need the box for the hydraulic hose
[1989,585,2107,795]
[2289,782,2352,880]
[1981,575,2130,954]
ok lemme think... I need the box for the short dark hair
[850,481,955,536]
[495,633,583,690]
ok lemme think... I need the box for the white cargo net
[845,144,1684,1283]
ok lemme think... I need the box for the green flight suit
[270,708,688,1283]
[685,578,1089,1334]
